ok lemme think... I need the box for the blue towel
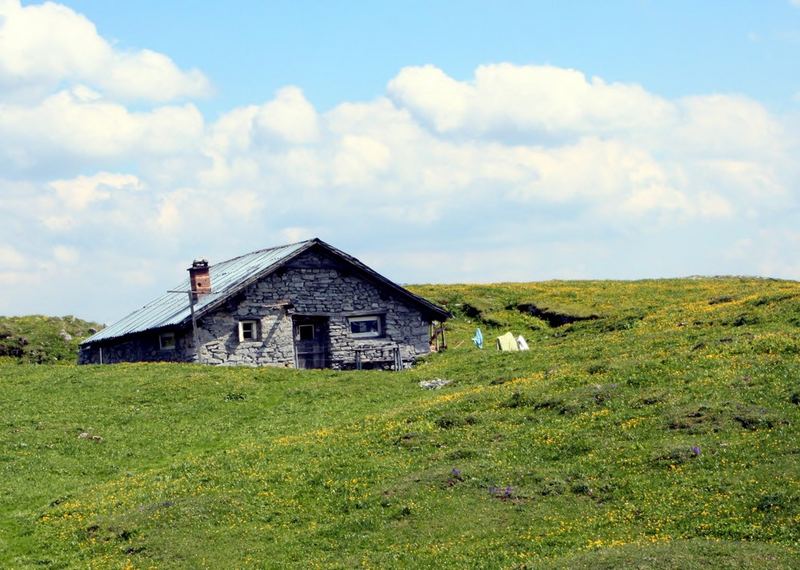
[472,327,484,349]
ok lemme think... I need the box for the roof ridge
[210,238,318,267]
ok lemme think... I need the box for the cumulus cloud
[332,135,392,186]
[0,87,205,173]
[0,5,798,320]
[0,0,210,102]
[254,86,320,145]
[49,172,143,210]
[671,95,784,158]
[388,63,674,137]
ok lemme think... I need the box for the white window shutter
[238,321,245,342]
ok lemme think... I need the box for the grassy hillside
[1,278,799,568]
[0,315,101,364]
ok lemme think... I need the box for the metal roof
[81,238,450,346]
[81,240,312,345]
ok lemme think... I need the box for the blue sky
[2,0,800,322]
[59,0,800,114]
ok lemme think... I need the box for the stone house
[78,238,449,369]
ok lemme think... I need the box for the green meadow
[2,278,800,568]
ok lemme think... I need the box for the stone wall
[79,246,436,368]
[195,303,294,367]
[78,329,192,364]
[193,248,431,368]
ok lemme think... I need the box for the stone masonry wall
[77,329,192,364]
[79,246,435,368]
[193,248,432,368]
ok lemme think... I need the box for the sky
[1,0,800,323]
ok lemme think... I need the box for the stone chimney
[188,259,211,298]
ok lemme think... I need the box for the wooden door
[293,316,330,369]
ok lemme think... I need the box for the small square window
[298,324,315,341]
[159,332,176,350]
[349,316,381,338]
[238,320,259,342]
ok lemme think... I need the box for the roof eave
[79,321,189,346]
[311,239,450,321]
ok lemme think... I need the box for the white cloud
[332,135,392,186]
[726,228,800,280]
[0,16,798,320]
[0,244,26,269]
[280,227,315,243]
[102,50,210,102]
[7,64,794,237]
[254,86,320,145]
[49,172,142,210]
[223,190,262,221]
[0,88,205,171]
[388,63,675,137]
[52,245,79,265]
[387,65,473,132]
[0,0,210,102]
[671,95,784,158]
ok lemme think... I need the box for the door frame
[292,315,330,369]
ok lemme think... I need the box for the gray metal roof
[82,238,450,346]
[81,240,312,345]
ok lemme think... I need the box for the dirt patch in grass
[434,413,478,430]
[732,405,783,431]
[513,303,599,327]
[667,405,726,433]
[723,313,760,327]
[453,303,502,327]
[666,403,784,433]
[505,383,618,415]
[652,444,703,467]
[749,293,797,307]
[633,390,670,407]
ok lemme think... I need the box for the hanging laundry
[472,327,484,349]
[496,332,519,351]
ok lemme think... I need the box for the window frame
[238,320,260,342]
[159,332,176,351]
[298,323,315,341]
[348,315,382,338]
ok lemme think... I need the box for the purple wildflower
[691,445,702,456]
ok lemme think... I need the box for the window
[349,315,382,338]
[298,324,315,341]
[159,332,176,350]
[238,320,259,342]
